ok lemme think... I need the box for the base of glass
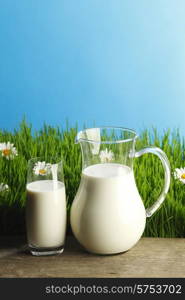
[29,244,64,256]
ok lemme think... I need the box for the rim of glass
[27,156,63,164]
[76,126,138,144]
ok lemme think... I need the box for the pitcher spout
[75,128,101,144]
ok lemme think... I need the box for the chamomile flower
[0,183,9,192]
[174,167,185,184]
[33,161,52,176]
[0,142,18,160]
[99,148,114,163]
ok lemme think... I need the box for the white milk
[26,180,66,248]
[70,163,146,254]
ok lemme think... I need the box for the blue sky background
[0,0,185,133]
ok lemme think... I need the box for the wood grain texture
[0,236,184,278]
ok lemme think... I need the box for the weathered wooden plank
[0,236,184,278]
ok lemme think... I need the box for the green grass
[0,120,185,237]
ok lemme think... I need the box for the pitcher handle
[135,147,171,218]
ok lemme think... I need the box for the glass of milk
[26,157,66,256]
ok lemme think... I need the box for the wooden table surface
[0,236,184,278]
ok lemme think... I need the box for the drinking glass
[26,157,66,256]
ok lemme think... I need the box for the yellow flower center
[39,169,47,175]
[2,149,11,156]
[181,174,185,179]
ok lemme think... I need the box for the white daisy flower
[174,167,185,184]
[0,142,18,160]
[0,183,9,192]
[99,148,114,163]
[33,161,52,176]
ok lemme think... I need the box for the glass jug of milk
[70,127,171,255]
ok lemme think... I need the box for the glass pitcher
[70,127,171,255]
